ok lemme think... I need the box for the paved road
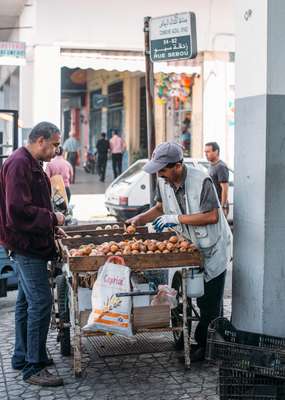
[0,290,232,400]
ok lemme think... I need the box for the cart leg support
[72,273,82,377]
[182,268,191,369]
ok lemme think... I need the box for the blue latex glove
[152,215,180,232]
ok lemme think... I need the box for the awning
[60,48,201,75]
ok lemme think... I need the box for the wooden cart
[58,231,202,377]
[63,222,148,239]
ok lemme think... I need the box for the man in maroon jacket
[0,122,66,386]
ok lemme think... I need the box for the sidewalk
[71,161,114,196]
[0,290,231,400]
[68,162,117,222]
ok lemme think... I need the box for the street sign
[149,12,197,62]
[0,42,26,66]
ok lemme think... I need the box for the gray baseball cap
[143,142,183,174]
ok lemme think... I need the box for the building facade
[0,0,235,166]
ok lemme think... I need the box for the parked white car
[105,158,234,222]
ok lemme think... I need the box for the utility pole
[144,16,156,206]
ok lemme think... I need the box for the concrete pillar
[124,75,140,161]
[20,45,61,129]
[191,74,203,159]
[232,0,285,336]
[20,60,34,129]
[33,46,61,127]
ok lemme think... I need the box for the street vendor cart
[56,226,202,377]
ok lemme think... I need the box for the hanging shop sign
[0,41,26,66]
[149,12,197,62]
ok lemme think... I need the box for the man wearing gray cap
[127,141,232,362]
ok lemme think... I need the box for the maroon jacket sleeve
[5,159,58,234]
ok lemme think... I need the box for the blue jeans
[12,254,52,378]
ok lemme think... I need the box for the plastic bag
[83,256,133,336]
[151,285,178,309]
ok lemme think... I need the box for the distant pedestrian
[109,130,126,179]
[205,142,229,218]
[96,132,110,182]
[62,131,80,184]
[45,146,73,202]
[0,121,65,386]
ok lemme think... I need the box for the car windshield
[113,160,146,184]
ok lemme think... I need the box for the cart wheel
[56,275,71,356]
[171,271,192,350]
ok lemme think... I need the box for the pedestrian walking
[96,132,110,182]
[127,142,232,362]
[204,142,229,217]
[45,145,73,202]
[62,131,80,183]
[109,129,126,179]
[0,122,65,386]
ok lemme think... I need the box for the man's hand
[153,215,179,232]
[125,215,142,226]
[55,227,67,239]
[55,212,65,226]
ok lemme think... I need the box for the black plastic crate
[219,362,285,399]
[206,318,285,379]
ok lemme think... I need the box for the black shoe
[13,358,54,371]
[190,347,205,362]
[24,368,64,387]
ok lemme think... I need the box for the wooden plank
[64,222,125,232]
[133,305,170,329]
[65,226,148,239]
[61,231,177,248]
[64,223,147,233]
[68,252,201,272]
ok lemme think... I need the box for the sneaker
[24,368,64,386]
[13,358,54,371]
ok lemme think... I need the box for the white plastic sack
[83,256,133,336]
[151,285,178,309]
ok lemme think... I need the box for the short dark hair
[57,146,63,156]
[101,132,106,138]
[28,121,60,144]
[164,159,183,169]
[205,141,220,154]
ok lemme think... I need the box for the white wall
[34,0,234,52]
[203,59,235,167]
[12,0,235,132]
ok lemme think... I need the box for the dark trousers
[97,154,108,181]
[65,186,71,203]
[12,254,52,379]
[112,153,123,179]
[67,152,77,184]
[194,270,226,348]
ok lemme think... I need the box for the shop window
[107,81,123,137]
[108,81,123,108]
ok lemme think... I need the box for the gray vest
[158,165,232,282]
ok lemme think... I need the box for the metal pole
[144,16,156,206]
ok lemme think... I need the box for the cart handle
[106,255,125,265]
